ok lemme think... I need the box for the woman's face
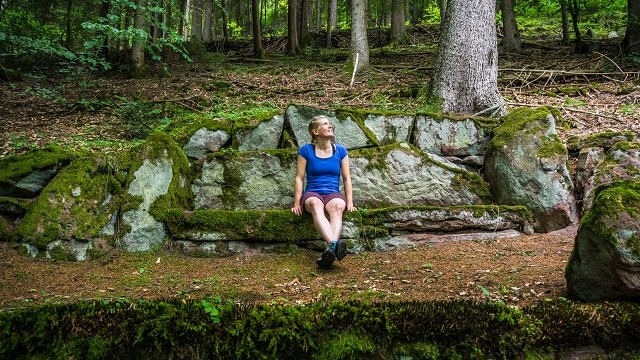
[313,119,334,138]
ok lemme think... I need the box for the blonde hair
[308,115,335,144]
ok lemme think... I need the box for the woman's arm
[341,155,356,212]
[291,155,306,215]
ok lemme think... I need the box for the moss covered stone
[16,156,121,250]
[566,130,637,152]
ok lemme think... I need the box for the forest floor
[0,35,639,309]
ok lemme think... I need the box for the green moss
[17,157,122,249]
[491,107,554,149]
[581,179,640,256]
[566,131,637,152]
[0,196,31,214]
[538,135,568,159]
[334,108,382,146]
[165,116,233,146]
[415,112,501,131]
[313,331,377,360]
[48,243,76,261]
[0,145,74,183]
[162,209,319,243]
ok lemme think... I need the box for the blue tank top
[298,143,348,195]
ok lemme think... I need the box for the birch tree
[428,0,504,115]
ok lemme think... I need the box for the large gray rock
[121,158,173,251]
[0,147,72,198]
[183,128,231,160]
[234,114,284,151]
[413,114,493,156]
[581,142,640,213]
[565,180,640,301]
[285,104,371,149]
[485,108,576,232]
[363,114,413,145]
[350,143,491,207]
[192,151,298,210]
[574,147,605,213]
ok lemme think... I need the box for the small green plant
[201,298,222,324]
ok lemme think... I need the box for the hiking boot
[333,240,347,261]
[316,248,336,269]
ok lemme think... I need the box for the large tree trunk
[287,0,302,55]
[190,0,203,41]
[429,0,504,115]
[568,0,587,53]
[252,0,264,58]
[623,0,640,54]
[298,0,310,44]
[438,0,446,28]
[316,0,323,31]
[131,0,147,78]
[351,0,369,73]
[390,0,406,42]
[560,0,570,45]
[326,0,337,47]
[500,0,521,52]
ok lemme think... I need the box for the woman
[291,115,356,269]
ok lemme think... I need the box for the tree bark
[390,0,406,42]
[438,0,446,28]
[287,0,302,55]
[131,0,147,78]
[183,0,191,41]
[190,0,203,41]
[316,0,323,31]
[500,0,521,52]
[326,0,337,47]
[429,0,504,115]
[351,0,369,74]
[568,0,586,53]
[623,0,640,54]
[252,0,264,58]
[203,0,212,41]
[560,0,570,45]
[221,0,228,39]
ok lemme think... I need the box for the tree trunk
[351,0,369,74]
[131,0,147,78]
[568,0,586,53]
[316,0,323,31]
[623,0,640,54]
[429,0,504,115]
[151,0,163,41]
[298,0,310,45]
[287,0,302,55]
[252,0,264,58]
[183,0,191,41]
[65,0,73,49]
[203,0,212,41]
[326,0,337,47]
[191,0,203,41]
[560,0,570,45]
[438,0,446,26]
[390,0,406,42]
[222,0,228,39]
[500,0,521,52]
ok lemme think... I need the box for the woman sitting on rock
[291,115,356,269]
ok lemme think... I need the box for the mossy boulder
[121,132,192,252]
[565,179,640,301]
[15,156,121,259]
[580,141,640,213]
[566,130,637,153]
[485,107,576,232]
[0,146,74,198]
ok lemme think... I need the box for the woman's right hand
[291,205,303,216]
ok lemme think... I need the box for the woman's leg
[304,197,334,244]
[325,197,346,241]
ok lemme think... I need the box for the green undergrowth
[2,298,640,360]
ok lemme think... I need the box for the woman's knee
[325,199,346,215]
[305,198,325,214]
